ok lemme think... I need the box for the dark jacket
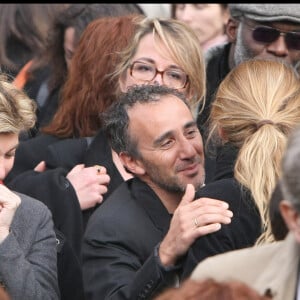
[82,177,181,300]
[5,134,88,300]
[5,129,126,300]
[5,134,84,255]
[82,175,261,299]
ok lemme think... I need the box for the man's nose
[267,34,289,56]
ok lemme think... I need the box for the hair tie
[256,120,274,130]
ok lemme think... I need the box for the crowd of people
[0,3,300,300]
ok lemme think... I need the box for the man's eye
[186,129,197,138]
[161,140,174,148]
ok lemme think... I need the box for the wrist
[154,243,182,272]
[158,241,176,267]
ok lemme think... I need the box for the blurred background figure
[138,4,171,18]
[172,4,230,52]
[0,4,68,79]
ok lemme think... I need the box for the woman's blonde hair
[0,74,36,134]
[208,59,300,243]
[113,16,206,114]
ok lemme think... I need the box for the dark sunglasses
[244,21,300,50]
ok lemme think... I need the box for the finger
[93,165,107,175]
[93,165,102,175]
[193,213,232,227]
[194,223,222,236]
[192,206,233,218]
[192,197,230,209]
[34,161,46,172]
[98,184,108,195]
[97,195,104,204]
[98,174,111,185]
[178,184,195,207]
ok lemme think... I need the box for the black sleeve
[82,239,181,300]
[6,168,83,257]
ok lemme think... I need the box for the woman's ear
[226,18,239,43]
[119,152,146,175]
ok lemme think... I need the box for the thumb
[34,161,46,172]
[178,183,195,206]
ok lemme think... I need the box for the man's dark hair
[102,84,189,157]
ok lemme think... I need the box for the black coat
[6,129,125,250]
[82,175,261,299]
[5,134,85,255]
[5,129,126,300]
[82,177,181,300]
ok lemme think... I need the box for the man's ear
[226,18,239,43]
[280,200,300,241]
[119,152,146,175]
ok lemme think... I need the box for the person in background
[154,278,272,300]
[172,4,229,52]
[15,3,144,137]
[0,4,68,79]
[138,4,171,18]
[191,123,300,300]
[197,4,300,183]
[114,16,206,115]
[82,84,233,300]
[0,74,59,300]
[181,59,300,278]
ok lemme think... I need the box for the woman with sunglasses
[197,3,300,184]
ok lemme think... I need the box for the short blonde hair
[0,75,36,134]
[113,16,206,114]
[209,59,300,243]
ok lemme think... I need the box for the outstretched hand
[159,184,233,266]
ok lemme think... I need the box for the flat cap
[229,4,300,24]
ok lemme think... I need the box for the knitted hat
[229,4,300,24]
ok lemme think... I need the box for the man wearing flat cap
[198,4,300,183]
